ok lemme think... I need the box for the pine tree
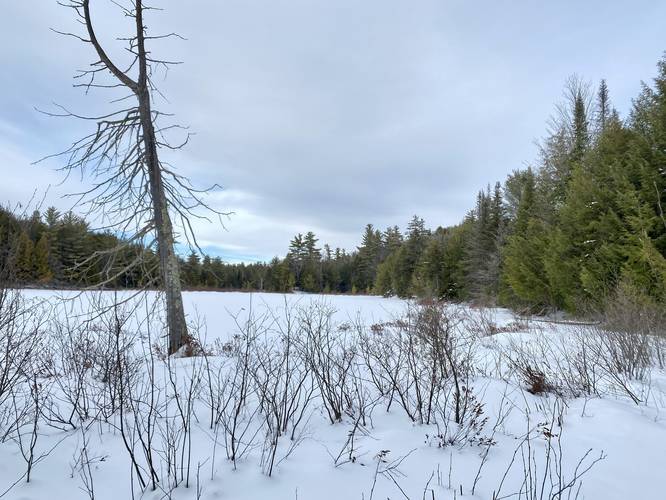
[374,250,399,296]
[465,185,505,303]
[571,90,590,165]
[412,236,445,297]
[183,252,201,286]
[389,216,429,296]
[287,233,306,286]
[33,233,53,282]
[43,207,62,280]
[546,113,631,310]
[487,182,507,299]
[440,223,470,299]
[56,212,90,283]
[16,230,34,282]
[201,255,217,287]
[27,210,45,241]
[380,225,403,261]
[303,232,321,260]
[595,79,610,135]
[301,231,322,291]
[354,224,382,291]
[540,77,592,210]
[613,55,666,302]
[502,168,552,310]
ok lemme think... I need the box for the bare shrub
[0,290,44,425]
[464,307,528,338]
[297,301,356,424]
[501,308,655,405]
[327,416,369,467]
[430,386,490,449]
[358,321,406,411]
[367,448,416,500]
[553,327,602,398]
[250,306,315,476]
[598,282,662,377]
[360,302,480,435]
[379,308,443,424]
[70,425,107,500]
[213,335,260,467]
[420,305,478,425]
[503,328,595,399]
[165,355,204,489]
[491,401,604,500]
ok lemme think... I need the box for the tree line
[4,55,666,314]
[0,207,153,287]
[157,56,666,315]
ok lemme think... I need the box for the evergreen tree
[540,77,592,210]
[440,223,470,299]
[354,224,382,292]
[502,169,552,309]
[412,235,445,297]
[43,207,62,279]
[595,79,610,135]
[374,250,400,296]
[380,225,403,261]
[56,212,90,283]
[390,216,429,296]
[546,113,631,310]
[33,233,53,282]
[183,252,201,286]
[301,231,322,291]
[571,89,590,165]
[27,210,45,241]
[287,233,306,286]
[16,230,34,281]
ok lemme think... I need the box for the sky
[1,1,665,263]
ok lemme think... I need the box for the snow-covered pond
[1,290,664,500]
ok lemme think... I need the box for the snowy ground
[0,290,664,500]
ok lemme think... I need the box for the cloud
[1,0,665,261]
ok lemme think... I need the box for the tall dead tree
[44,0,220,354]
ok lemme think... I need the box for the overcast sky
[1,1,665,262]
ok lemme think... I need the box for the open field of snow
[0,290,665,500]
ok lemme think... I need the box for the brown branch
[82,0,138,92]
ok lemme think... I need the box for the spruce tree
[502,169,552,310]
[571,90,590,166]
[33,233,53,282]
[412,235,445,297]
[465,184,505,303]
[354,224,381,292]
[301,231,322,291]
[441,223,470,299]
[287,233,306,287]
[595,79,610,135]
[16,231,35,282]
[380,225,403,261]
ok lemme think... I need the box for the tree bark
[134,0,187,354]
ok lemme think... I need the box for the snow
[1,290,665,500]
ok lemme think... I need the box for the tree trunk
[135,1,187,354]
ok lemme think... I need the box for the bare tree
[44,0,222,354]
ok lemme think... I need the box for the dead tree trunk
[139,88,187,354]
[134,3,187,354]
[80,0,187,353]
